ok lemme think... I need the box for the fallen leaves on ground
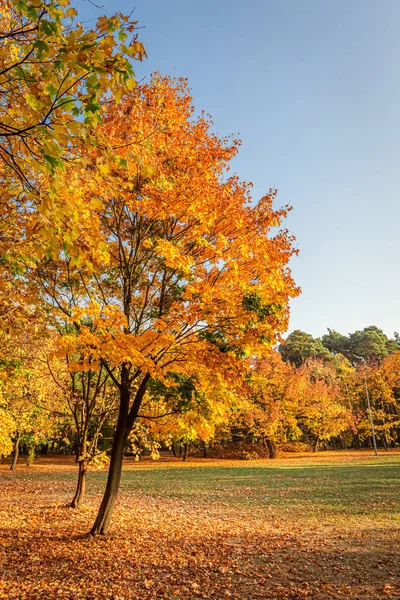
[0,452,399,599]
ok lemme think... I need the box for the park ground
[0,451,399,600]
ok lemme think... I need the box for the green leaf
[39,20,59,36]
[34,40,50,56]
[85,101,101,113]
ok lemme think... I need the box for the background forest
[2,322,399,472]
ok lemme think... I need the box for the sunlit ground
[1,450,399,599]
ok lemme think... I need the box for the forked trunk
[71,460,87,508]
[10,432,20,471]
[266,438,277,459]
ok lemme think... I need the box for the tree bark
[90,388,129,536]
[10,432,20,471]
[202,440,207,458]
[265,438,277,459]
[313,436,319,453]
[171,444,177,458]
[71,460,88,508]
[182,442,188,461]
[90,371,149,536]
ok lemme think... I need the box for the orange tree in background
[230,352,303,458]
[297,359,355,451]
[32,75,299,535]
[360,352,400,448]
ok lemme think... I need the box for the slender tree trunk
[390,429,397,448]
[171,444,177,458]
[90,372,149,536]
[182,443,188,461]
[381,433,388,451]
[71,460,88,508]
[178,444,182,458]
[202,441,207,458]
[313,436,319,453]
[353,433,360,449]
[90,393,128,536]
[10,432,20,471]
[265,438,277,459]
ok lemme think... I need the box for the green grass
[86,453,400,523]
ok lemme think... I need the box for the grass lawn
[0,450,399,599]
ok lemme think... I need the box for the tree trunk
[182,443,188,461]
[178,444,182,458]
[313,436,319,453]
[202,441,207,458]
[265,438,277,459]
[171,444,177,458]
[353,433,360,449]
[381,433,388,451]
[71,460,88,508]
[10,432,20,471]
[90,400,128,536]
[90,372,149,536]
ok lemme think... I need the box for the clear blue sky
[79,0,400,339]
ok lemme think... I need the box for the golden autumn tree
[234,352,304,458]
[31,75,298,535]
[359,353,400,448]
[0,311,61,468]
[0,0,146,322]
[297,359,355,451]
[47,347,118,507]
[138,370,244,461]
[0,401,15,458]
[0,0,145,180]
